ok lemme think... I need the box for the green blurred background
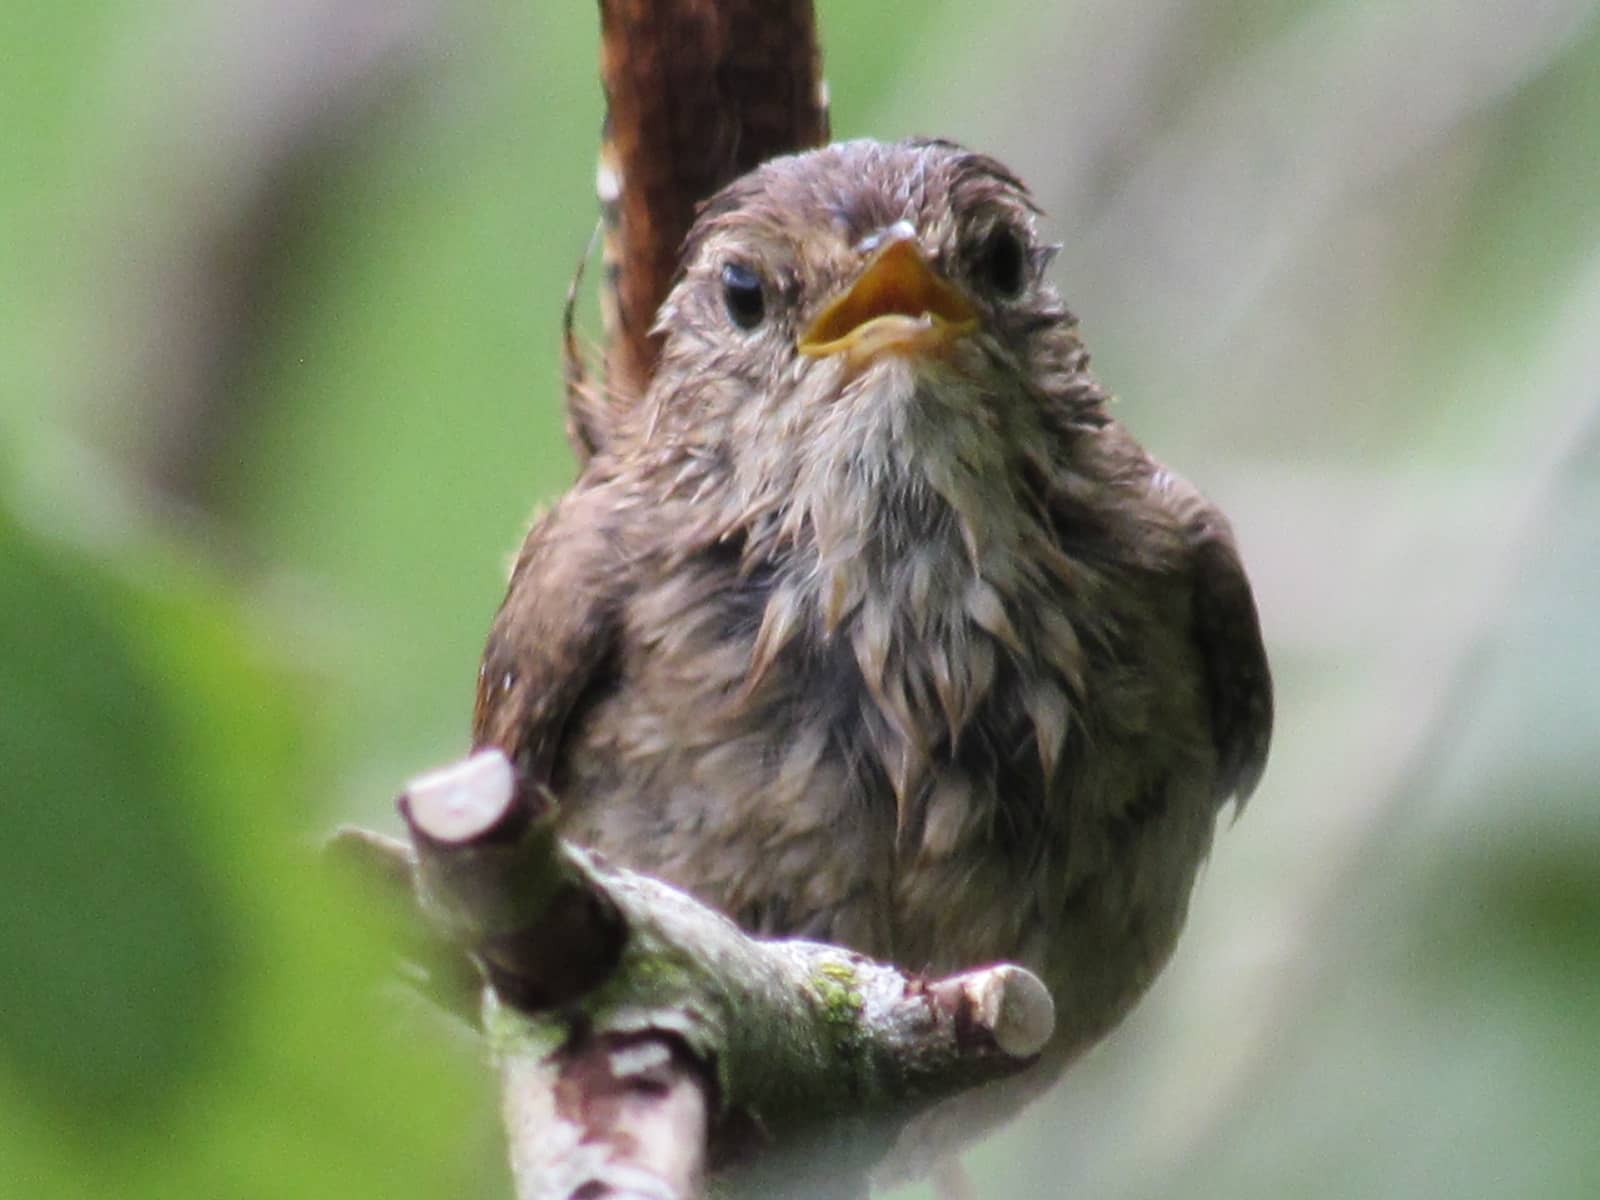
[3,0,1597,1196]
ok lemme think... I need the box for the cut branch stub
[928,964,1055,1061]
[398,750,627,1010]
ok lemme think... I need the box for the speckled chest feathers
[474,139,1271,1054]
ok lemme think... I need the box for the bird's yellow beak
[797,235,979,362]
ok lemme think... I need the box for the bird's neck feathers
[704,362,1098,810]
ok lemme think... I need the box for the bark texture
[334,749,1053,1200]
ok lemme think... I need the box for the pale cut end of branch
[968,965,1054,1059]
[911,963,1054,1066]
[400,749,520,843]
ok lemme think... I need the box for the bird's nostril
[854,219,918,256]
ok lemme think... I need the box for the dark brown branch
[569,0,829,457]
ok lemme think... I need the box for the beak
[798,233,979,362]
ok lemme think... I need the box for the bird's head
[637,138,1102,552]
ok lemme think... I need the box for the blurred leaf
[1424,15,1600,361]
[0,487,482,1198]
[0,504,233,1124]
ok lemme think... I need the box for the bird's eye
[978,227,1027,298]
[721,262,766,330]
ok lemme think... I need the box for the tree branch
[566,0,829,460]
[335,749,1053,1200]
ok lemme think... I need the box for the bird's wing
[473,484,626,787]
[1176,486,1274,807]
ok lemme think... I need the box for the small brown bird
[474,138,1270,1065]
